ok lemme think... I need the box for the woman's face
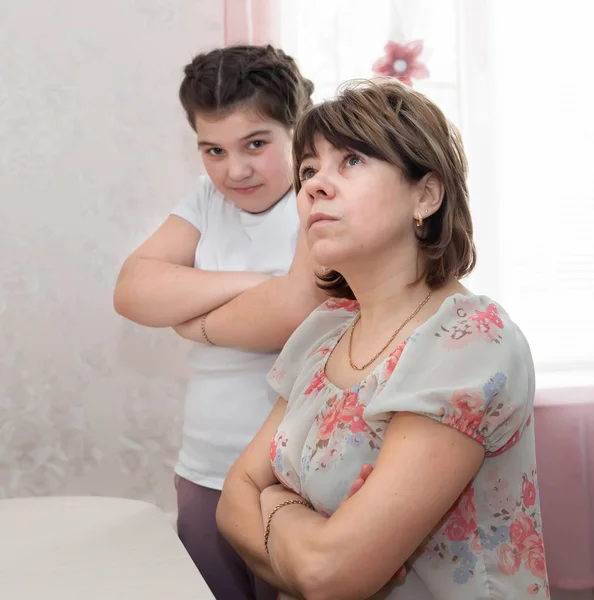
[194,107,292,213]
[297,134,421,271]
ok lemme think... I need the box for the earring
[415,215,423,228]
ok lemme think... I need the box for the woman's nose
[303,173,336,202]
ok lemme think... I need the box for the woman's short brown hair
[179,44,314,129]
[292,79,476,299]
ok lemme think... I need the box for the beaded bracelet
[201,314,214,346]
[264,499,311,554]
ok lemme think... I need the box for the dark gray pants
[175,475,278,600]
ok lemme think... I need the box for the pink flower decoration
[522,477,537,508]
[497,543,522,576]
[372,40,429,86]
[304,368,326,396]
[445,506,477,542]
[325,298,360,312]
[509,512,536,550]
[524,537,547,580]
[317,401,342,440]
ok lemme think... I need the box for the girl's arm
[216,398,302,595]
[174,229,326,350]
[113,216,270,327]
[261,412,485,600]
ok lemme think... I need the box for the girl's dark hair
[179,44,314,130]
[293,80,476,298]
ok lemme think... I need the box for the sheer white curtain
[280,0,594,380]
[462,1,594,379]
[224,0,281,45]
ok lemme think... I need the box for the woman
[217,80,549,599]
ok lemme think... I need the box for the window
[281,0,594,377]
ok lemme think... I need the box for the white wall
[0,0,223,512]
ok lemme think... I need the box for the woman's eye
[206,147,225,157]
[248,140,265,150]
[299,166,316,181]
[345,153,362,167]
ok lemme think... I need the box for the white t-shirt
[171,176,299,490]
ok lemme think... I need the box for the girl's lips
[231,185,263,195]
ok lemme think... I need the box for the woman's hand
[341,463,375,505]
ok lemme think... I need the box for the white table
[0,496,215,599]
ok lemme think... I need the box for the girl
[114,45,323,599]
[218,80,549,599]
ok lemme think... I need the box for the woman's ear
[416,173,444,219]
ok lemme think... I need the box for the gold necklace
[348,290,433,371]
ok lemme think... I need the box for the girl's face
[194,108,292,213]
[297,134,424,272]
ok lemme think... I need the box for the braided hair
[179,45,314,130]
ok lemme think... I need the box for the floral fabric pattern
[267,294,548,599]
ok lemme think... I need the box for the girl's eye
[299,166,316,181]
[345,153,362,167]
[248,140,265,150]
[206,147,225,157]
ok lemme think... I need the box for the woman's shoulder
[267,297,357,399]
[276,298,358,364]
[378,292,534,403]
[423,292,528,353]
[293,297,358,342]
[316,292,520,337]
[366,293,535,455]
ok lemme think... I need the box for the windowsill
[534,371,594,407]
[536,369,594,391]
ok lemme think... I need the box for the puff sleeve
[364,295,535,455]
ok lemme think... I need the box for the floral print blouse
[268,294,549,599]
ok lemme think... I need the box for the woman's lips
[307,213,338,229]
